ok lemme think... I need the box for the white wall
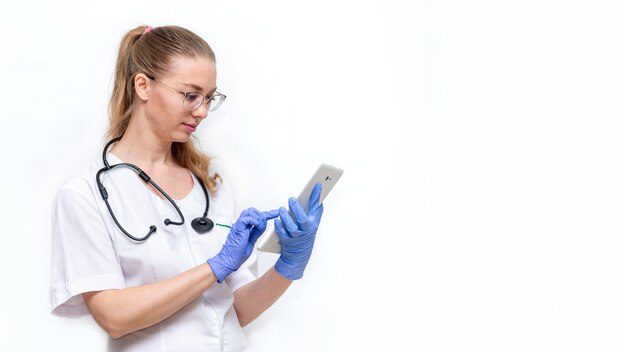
[2,0,626,351]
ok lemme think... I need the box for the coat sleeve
[50,177,126,318]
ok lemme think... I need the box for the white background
[1,0,626,351]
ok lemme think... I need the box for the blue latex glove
[274,183,324,280]
[208,208,279,283]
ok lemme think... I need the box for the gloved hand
[274,183,324,280]
[208,208,279,283]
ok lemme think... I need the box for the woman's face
[144,55,217,143]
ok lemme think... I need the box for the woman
[50,25,323,352]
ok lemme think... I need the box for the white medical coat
[50,153,256,352]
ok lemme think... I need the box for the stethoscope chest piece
[192,217,214,234]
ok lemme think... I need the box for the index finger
[262,209,280,220]
[288,197,308,225]
[308,183,323,214]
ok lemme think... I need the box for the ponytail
[107,26,143,144]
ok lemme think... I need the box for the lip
[183,123,197,132]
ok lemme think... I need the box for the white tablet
[256,163,344,253]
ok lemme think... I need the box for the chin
[171,133,193,144]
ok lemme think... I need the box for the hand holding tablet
[256,163,344,254]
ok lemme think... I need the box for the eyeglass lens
[183,93,225,112]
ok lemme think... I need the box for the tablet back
[256,163,344,253]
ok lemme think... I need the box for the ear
[134,73,151,101]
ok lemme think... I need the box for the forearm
[82,263,217,339]
[233,267,292,327]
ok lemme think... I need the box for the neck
[110,115,175,168]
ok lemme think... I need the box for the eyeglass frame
[146,75,227,112]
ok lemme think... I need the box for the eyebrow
[179,82,217,96]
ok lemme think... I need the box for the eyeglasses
[147,76,226,112]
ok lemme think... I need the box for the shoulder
[207,158,240,219]
[54,158,103,205]
[207,158,232,194]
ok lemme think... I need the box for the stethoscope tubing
[96,137,214,242]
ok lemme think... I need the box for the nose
[191,102,209,120]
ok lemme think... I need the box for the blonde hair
[107,25,220,192]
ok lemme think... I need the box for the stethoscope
[96,137,218,242]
